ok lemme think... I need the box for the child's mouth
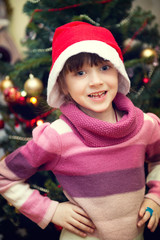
[88,91,107,99]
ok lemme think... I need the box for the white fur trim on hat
[47,40,130,108]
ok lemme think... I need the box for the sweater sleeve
[0,122,61,229]
[144,113,160,205]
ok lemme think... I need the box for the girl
[0,21,160,240]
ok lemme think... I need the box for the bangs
[63,52,105,73]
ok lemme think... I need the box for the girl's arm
[138,113,160,231]
[0,123,60,229]
[0,123,95,236]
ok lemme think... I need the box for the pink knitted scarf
[60,93,144,147]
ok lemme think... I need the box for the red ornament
[15,121,20,128]
[4,87,21,103]
[143,77,150,84]
[0,120,4,129]
[26,119,36,128]
[18,96,26,105]
[43,193,48,197]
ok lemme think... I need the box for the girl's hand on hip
[51,202,96,238]
[137,198,160,232]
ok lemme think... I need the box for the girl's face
[64,60,118,121]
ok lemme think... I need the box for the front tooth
[90,91,105,98]
[91,93,99,97]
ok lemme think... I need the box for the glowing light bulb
[21,90,27,97]
[36,119,44,126]
[30,97,37,104]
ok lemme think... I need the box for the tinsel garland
[29,0,113,23]
[122,19,148,55]
[9,105,55,128]
[8,135,32,141]
[27,0,40,3]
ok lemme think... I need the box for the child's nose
[89,72,103,86]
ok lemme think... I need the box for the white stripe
[60,229,99,240]
[50,119,72,134]
[2,182,34,209]
[147,164,160,182]
[144,113,154,123]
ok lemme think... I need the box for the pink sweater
[0,93,160,240]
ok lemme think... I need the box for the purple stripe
[5,147,37,179]
[56,166,145,197]
[5,140,59,179]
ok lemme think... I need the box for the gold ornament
[24,74,43,96]
[140,48,158,63]
[0,76,14,92]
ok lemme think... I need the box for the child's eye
[101,65,110,71]
[77,71,85,76]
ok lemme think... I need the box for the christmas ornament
[143,77,150,84]
[153,61,159,67]
[123,38,141,53]
[29,31,37,40]
[49,31,54,42]
[18,96,26,105]
[4,87,21,103]
[0,76,13,92]
[14,122,22,133]
[0,120,4,129]
[24,74,43,96]
[127,68,134,78]
[140,48,158,64]
[38,23,44,29]
[122,19,147,55]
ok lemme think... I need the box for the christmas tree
[0,0,160,239]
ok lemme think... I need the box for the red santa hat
[47,21,130,108]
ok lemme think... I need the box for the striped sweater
[0,93,160,240]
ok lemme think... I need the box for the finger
[70,217,95,234]
[65,223,87,238]
[139,206,146,218]
[73,206,96,228]
[147,215,155,230]
[74,205,90,218]
[148,216,158,232]
[150,221,158,233]
[74,213,95,229]
[138,211,151,227]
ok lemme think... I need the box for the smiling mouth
[88,91,107,98]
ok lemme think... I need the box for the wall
[132,0,160,28]
[8,0,29,57]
